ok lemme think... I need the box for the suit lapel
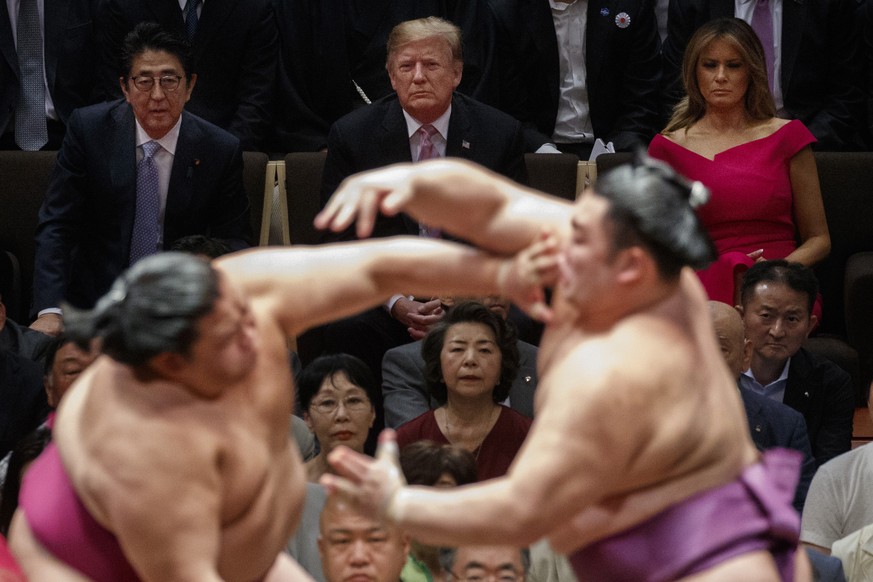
[379,99,417,235]
[585,0,610,92]
[445,94,472,159]
[166,111,199,243]
[525,0,560,102]
[110,104,138,261]
[783,350,813,415]
[0,1,17,75]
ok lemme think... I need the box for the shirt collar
[743,357,791,387]
[402,106,452,141]
[134,114,183,155]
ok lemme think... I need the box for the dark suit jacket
[32,100,251,314]
[320,92,526,242]
[270,0,502,153]
[783,347,855,467]
[662,0,866,151]
[0,349,48,457]
[486,0,663,151]
[382,339,538,428]
[739,385,815,512]
[0,318,52,363]
[0,0,102,136]
[100,0,277,150]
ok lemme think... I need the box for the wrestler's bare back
[52,297,307,581]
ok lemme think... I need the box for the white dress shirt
[550,0,594,143]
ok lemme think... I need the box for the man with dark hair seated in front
[30,22,251,338]
[737,260,854,468]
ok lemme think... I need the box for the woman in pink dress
[649,18,830,309]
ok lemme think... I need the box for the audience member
[317,155,809,578]
[661,0,865,150]
[39,333,98,412]
[649,18,830,309]
[31,23,251,337]
[299,354,378,483]
[318,495,410,582]
[709,300,815,512]
[441,545,528,582]
[0,350,46,459]
[311,16,527,438]
[0,0,102,150]
[738,261,854,467]
[0,294,50,362]
[486,0,664,155]
[99,0,277,151]
[10,214,546,580]
[395,302,531,481]
[269,0,502,153]
[399,441,477,581]
[383,296,537,428]
[801,385,873,555]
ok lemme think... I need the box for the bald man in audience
[709,300,815,512]
[318,496,410,582]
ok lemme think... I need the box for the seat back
[524,153,582,200]
[814,152,873,339]
[0,151,58,322]
[241,152,269,245]
[283,152,327,245]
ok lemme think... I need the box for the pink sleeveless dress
[648,120,817,307]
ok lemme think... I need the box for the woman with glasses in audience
[396,302,531,482]
[286,353,379,581]
[649,18,829,311]
[299,354,378,483]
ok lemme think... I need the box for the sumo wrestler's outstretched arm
[216,235,560,340]
[323,341,662,548]
[315,159,573,255]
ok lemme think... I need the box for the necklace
[442,405,498,460]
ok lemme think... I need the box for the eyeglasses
[310,395,371,415]
[129,75,184,93]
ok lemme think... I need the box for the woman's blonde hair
[664,18,776,133]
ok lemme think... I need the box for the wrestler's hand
[321,430,407,522]
[499,228,560,324]
[315,164,417,239]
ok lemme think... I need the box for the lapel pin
[804,391,810,398]
[755,424,762,432]
[462,140,471,150]
[600,7,610,16]
[615,12,631,28]
[525,375,532,383]
[194,159,201,166]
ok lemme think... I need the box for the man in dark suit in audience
[0,0,102,150]
[485,0,663,155]
[31,23,251,336]
[100,0,277,151]
[270,0,503,153]
[382,296,538,427]
[709,300,814,512]
[309,17,526,441]
[662,0,866,150]
[738,261,855,468]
